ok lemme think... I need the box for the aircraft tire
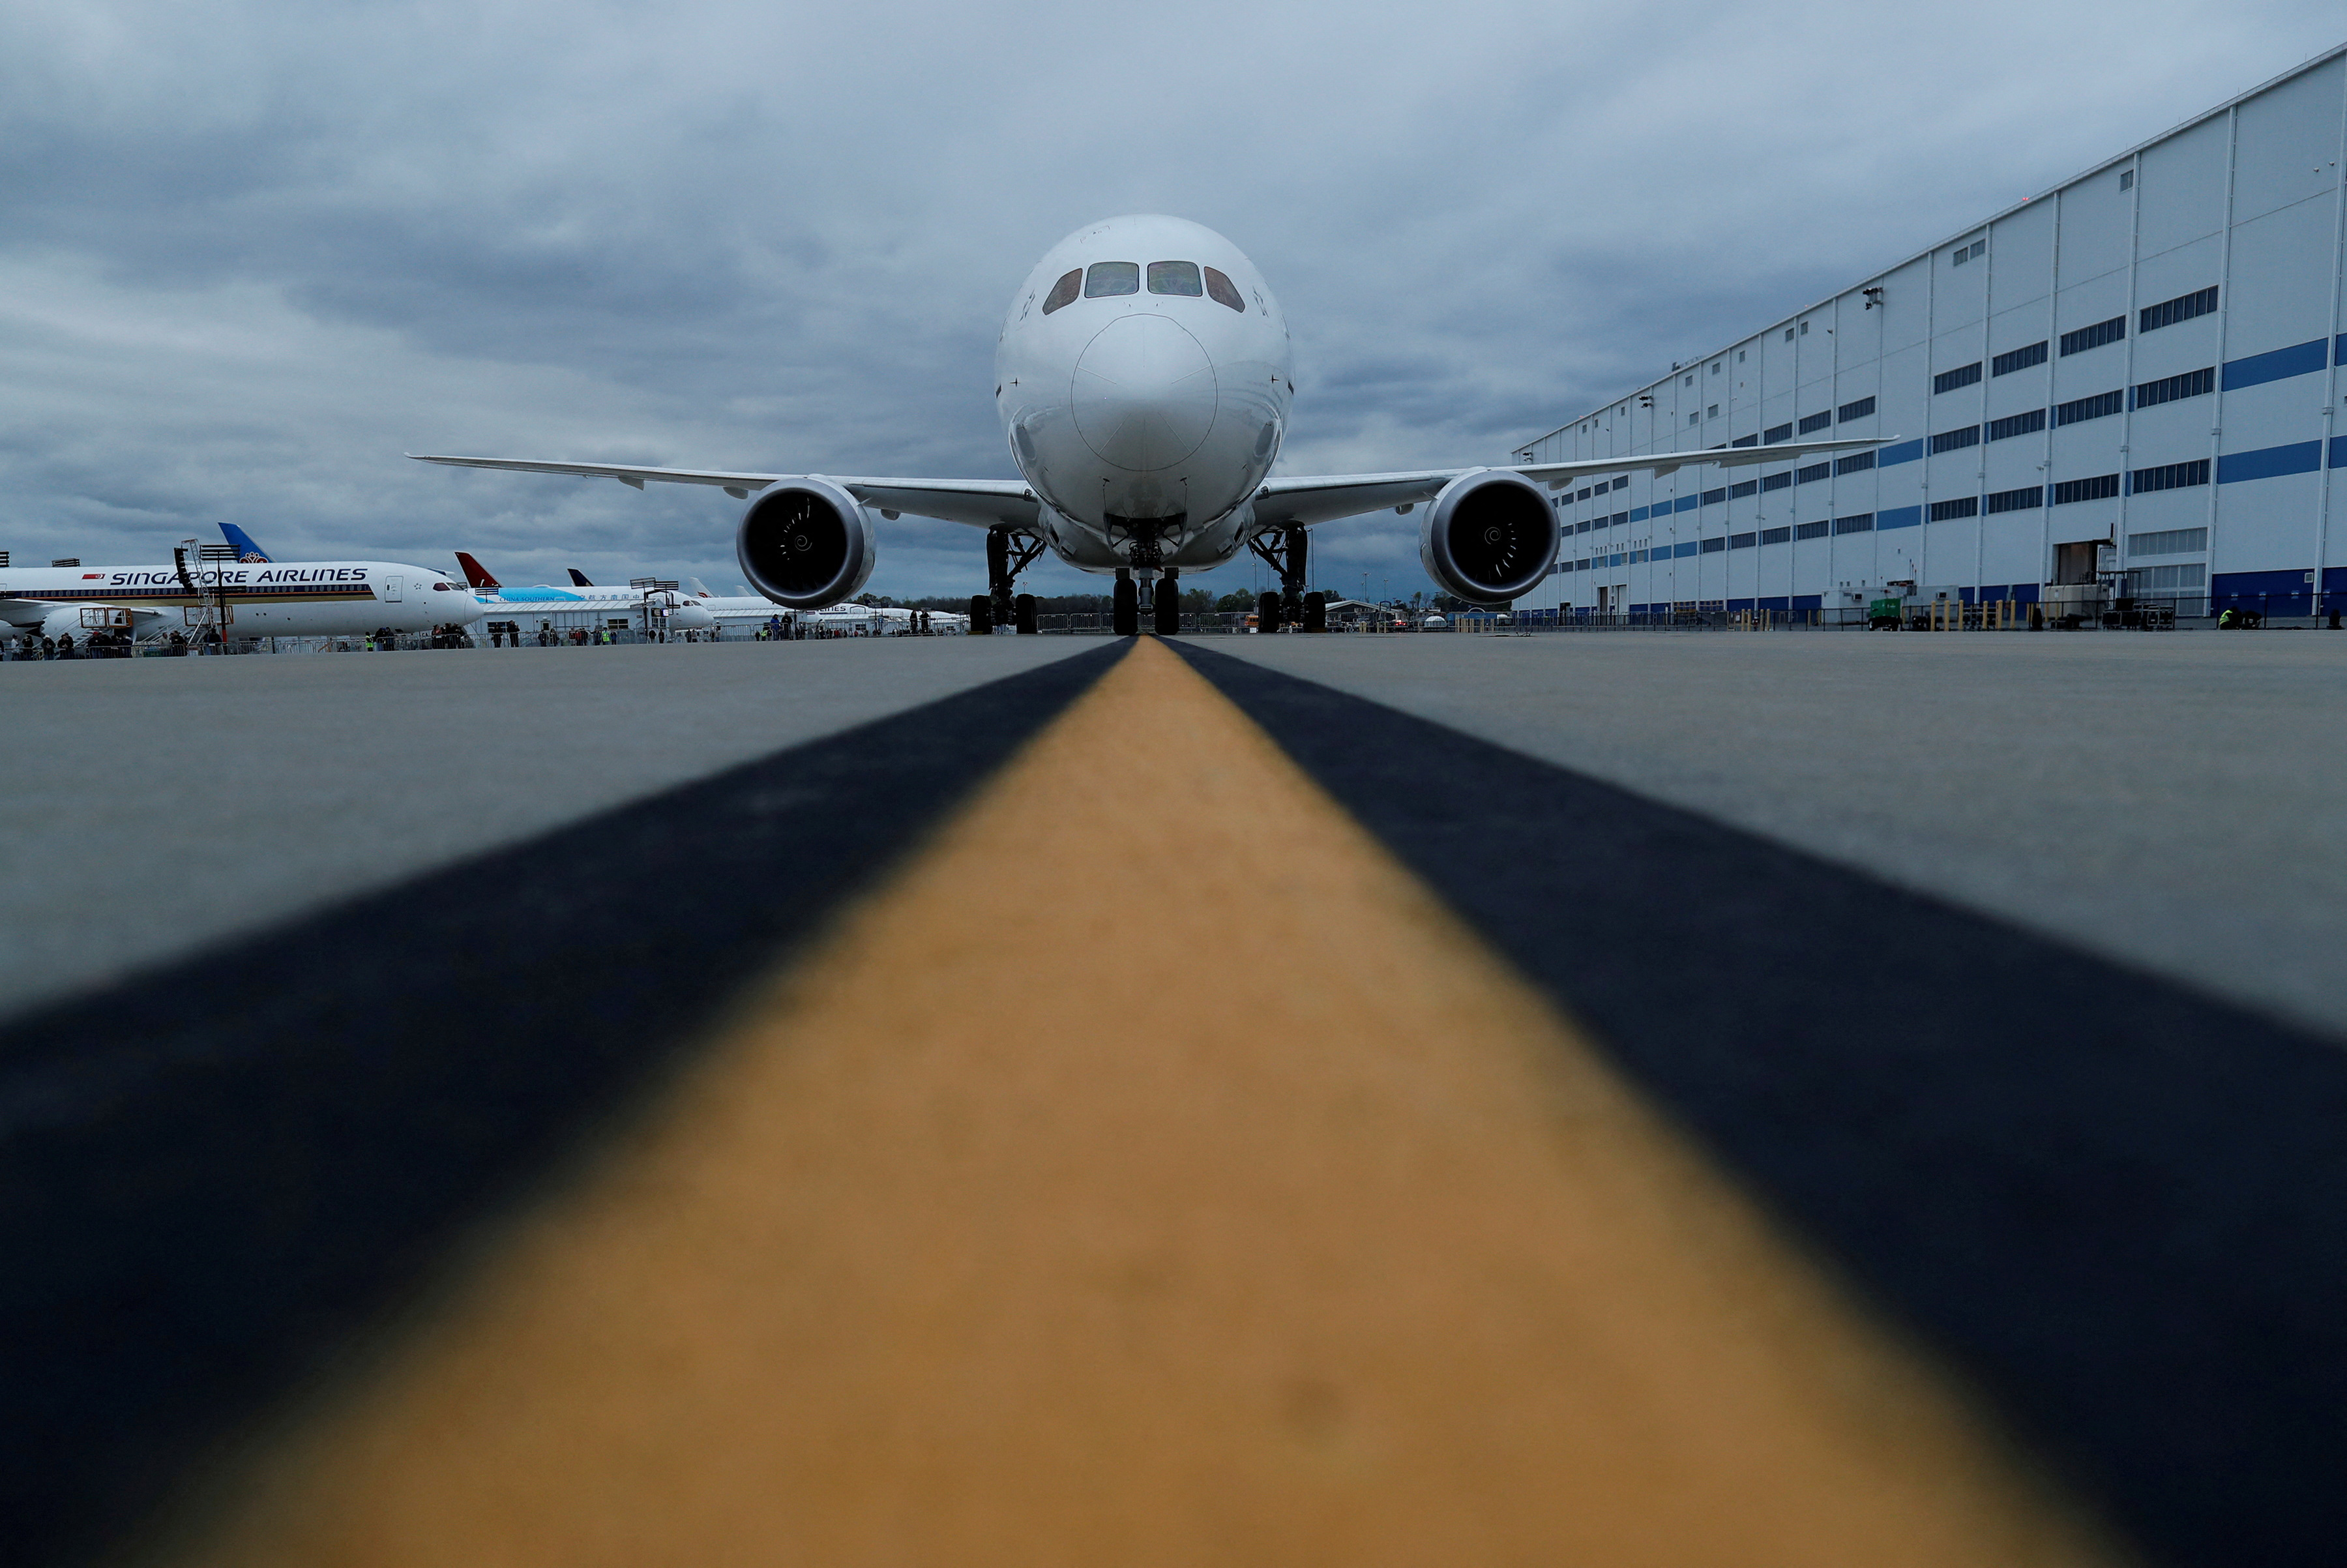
[1153,577,1179,636]
[1303,591,1327,632]
[1257,590,1282,634]
[968,594,992,636]
[1015,593,1038,635]
[1112,577,1139,637]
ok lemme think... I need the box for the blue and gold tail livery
[217,522,272,563]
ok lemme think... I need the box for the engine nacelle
[736,478,878,610]
[1419,469,1559,606]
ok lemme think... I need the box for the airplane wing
[0,598,171,629]
[1255,435,1897,529]
[407,455,1040,531]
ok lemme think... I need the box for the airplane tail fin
[218,522,273,563]
[685,577,712,597]
[454,551,502,590]
[567,568,594,587]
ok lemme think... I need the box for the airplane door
[383,576,402,602]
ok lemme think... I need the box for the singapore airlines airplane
[0,555,477,645]
[413,214,1888,636]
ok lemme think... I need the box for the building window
[1801,321,1810,334]
[1833,513,1875,535]
[1764,422,1793,443]
[1760,525,1792,544]
[1928,497,1979,522]
[2052,473,2121,505]
[2133,367,2215,408]
[1992,342,2048,376]
[1575,487,1591,502]
[1934,362,1983,394]
[1797,462,1831,484]
[2134,563,2205,592]
[1610,510,1629,526]
[1985,486,2043,513]
[2059,316,2127,356]
[2056,389,2124,426]
[1730,532,1756,549]
[1928,426,1982,454]
[1793,520,1830,539]
[1838,396,1876,422]
[1761,471,1793,492]
[1836,451,1876,475]
[1731,433,1759,447]
[1612,477,1628,490]
[1689,411,1700,425]
[1730,480,1758,499]
[1793,411,1827,435]
[1711,362,1721,374]
[1738,349,1747,362]
[1987,408,2047,441]
[1700,536,1727,554]
[2119,169,2134,191]
[2129,526,2208,556]
[1951,237,1986,266]
[1701,488,1726,505]
[2140,287,2217,334]
[1707,404,1720,419]
[2130,458,2211,494]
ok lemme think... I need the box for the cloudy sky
[3,1,2340,602]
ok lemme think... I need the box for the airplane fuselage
[0,561,478,642]
[995,215,1293,575]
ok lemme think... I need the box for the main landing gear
[1247,524,1327,634]
[968,525,1043,636]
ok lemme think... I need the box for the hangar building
[1515,44,2347,622]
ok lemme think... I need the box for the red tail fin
[454,551,501,590]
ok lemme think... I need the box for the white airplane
[413,214,1889,636]
[454,553,716,636]
[0,554,477,646]
[673,580,969,636]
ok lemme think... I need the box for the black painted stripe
[1169,639,2347,1568]
[0,643,1121,1568]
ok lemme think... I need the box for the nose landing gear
[1112,570,1139,637]
[1153,569,1181,636]
[969,525,1046,636]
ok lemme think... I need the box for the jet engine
[1418,469,1560,606]
[736,479,878,610]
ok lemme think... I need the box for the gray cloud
[1,0,2339,601]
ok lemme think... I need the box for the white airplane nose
[1071,314,1217,473]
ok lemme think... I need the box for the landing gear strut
[1247,524,1327,633]
[1153,569,1181,636]
[969,525,1046,636]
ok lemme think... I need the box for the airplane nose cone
[1071,314,1217,473]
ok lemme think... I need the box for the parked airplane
[0,550,477,645]
[677,577,967,636]
[453,552,717,635]
[414,214,1890,636]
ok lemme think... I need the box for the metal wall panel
[2224,198,2337,355]
[2137,116,2232,257]
[2232,63,2344,223]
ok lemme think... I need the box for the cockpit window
[1084,261,1140,298]
[1203,266,1245,312]
[1147,260,1202,297]
[1041,269,1082,314]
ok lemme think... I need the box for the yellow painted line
[170,637,2116,1567]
